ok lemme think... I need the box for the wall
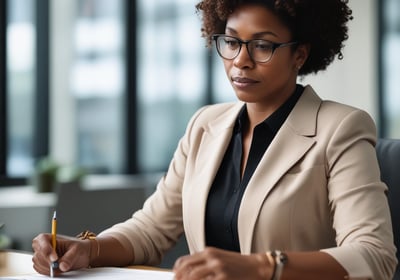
[302,0,378,122]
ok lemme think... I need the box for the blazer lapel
[237,86,322,253]
[184,103,244,251]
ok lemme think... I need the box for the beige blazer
[101,86,397,279]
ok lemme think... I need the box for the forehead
[226,4,291,40]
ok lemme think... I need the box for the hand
[173,247,271,280]
[32,233,91,276]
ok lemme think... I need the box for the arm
[321,109,396,279]
[173,248,347,280]
[89,235,134,268]
[281,251,347,280]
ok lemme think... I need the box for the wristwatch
[272,250,288,280]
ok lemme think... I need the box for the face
[222,4,308,109]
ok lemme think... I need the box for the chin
[234,91,260,103]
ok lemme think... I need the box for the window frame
[34,0,50,161]
[124,0,138,173]
[0,0,8,183]
[377,0,386,137]
[0,0,216,186]
[0,0,50,186]
[0,0,140,185]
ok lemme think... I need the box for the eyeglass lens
[216,36,274,62]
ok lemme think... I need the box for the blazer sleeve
[320,109,397,280]
[98,105,210,265]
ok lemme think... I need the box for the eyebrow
[225,27,279,38]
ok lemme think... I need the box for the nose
[233,44,255,69]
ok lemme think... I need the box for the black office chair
[376,138,400,279]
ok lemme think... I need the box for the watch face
[279,252,288,264]
[272,250,288,264]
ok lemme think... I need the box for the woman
[32,0,397,279]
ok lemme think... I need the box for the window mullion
[33,0,50,161]
[0,0,7,178]
[125,0,138,173]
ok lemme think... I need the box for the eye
[252,40,273,51]
[223,38,240,49]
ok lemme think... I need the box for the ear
[294,43,310,70]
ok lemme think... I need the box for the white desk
[0,250,36,277]
[0,250,171,278]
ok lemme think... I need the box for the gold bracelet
[76,230,97,240]
[266,251,277,280]
[76,230,100,267]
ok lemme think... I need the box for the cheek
[222,60,232,76]
[264,57,296,79]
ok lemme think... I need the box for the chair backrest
[55,182,147,236]
[376,138,400,278]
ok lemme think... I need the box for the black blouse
[205,85,304,252]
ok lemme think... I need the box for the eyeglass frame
[212,34,298,63]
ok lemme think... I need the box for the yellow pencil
[50,211,58,277]
[51,211,57,249]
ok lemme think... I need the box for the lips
[232,76,258,83]
[231,76,259,88]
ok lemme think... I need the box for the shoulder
[302,85,376,131]
[319,98,376,137]
[290,85,376,139]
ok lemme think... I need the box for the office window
[1,0,214,185]
[6,0,36,176]
[137,0,206,171]
[381,0,400,137]
[51,0,126,173]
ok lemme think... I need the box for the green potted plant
[0,223,12,250]
[32,157,59,193]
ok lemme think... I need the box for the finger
[173,254,207,279]
[57,252,74,272]
[32,249,52,274]
[174,250,208,269]
[186,263,213,280]
[32,233,50,254]
[33,262,48,276]
[32,233,58,262]
[174,255,199,272]
[57,241,86,272]
[32,254,51,276]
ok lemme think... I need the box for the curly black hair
[195,0,353,75]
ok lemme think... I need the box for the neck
[246,86,297,128]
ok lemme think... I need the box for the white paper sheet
[0,267,175,280]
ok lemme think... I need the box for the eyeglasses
[212,34,298,63]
